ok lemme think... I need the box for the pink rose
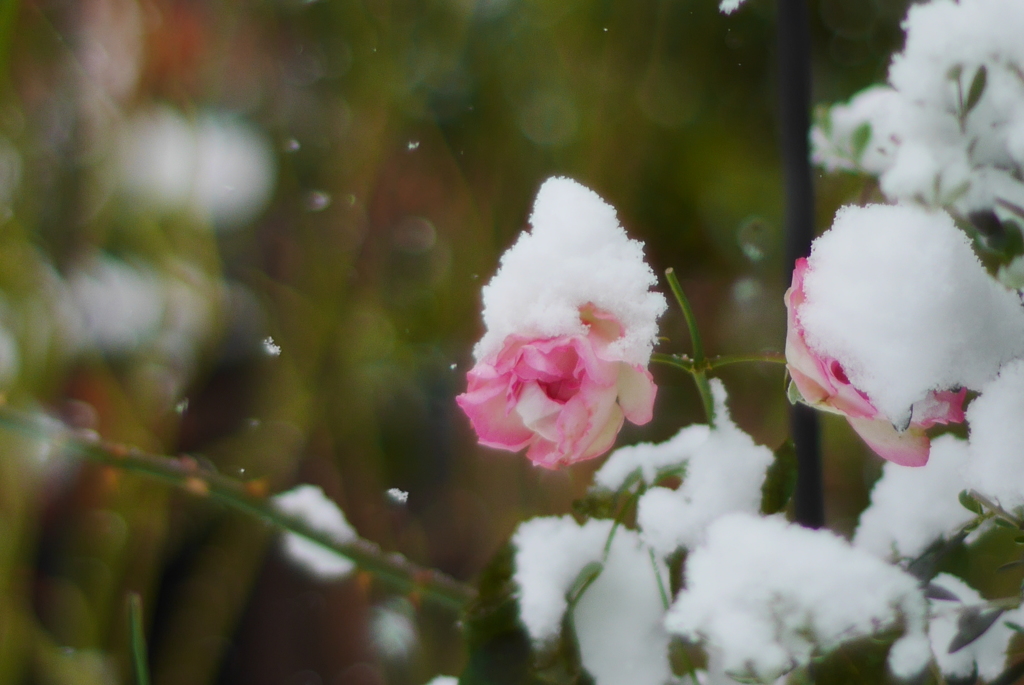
[786,258,966,466]
[456,306,657,469]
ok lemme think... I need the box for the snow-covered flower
[786,203,1024,465]
[458,306,656,468]
[457,177,666,468]
[786,257,965,466]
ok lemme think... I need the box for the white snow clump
[927,573,1024,681]
[371,599,418,660]
[512,516,611,642]
[812,0,1024,217]
[854,434,975,560]
[799,203,1024,426]
[593,423,708,492]
[967,359,1024,509]
[474,177,666,366]
[573,528,672,685]
[119,106,276,229]
[512,516,673,685]
[272,484,357,579]
[811,86,903,175]
[66,254,166,354]
[623,380,773,554]
[718,0,746,14]
[666,513,930,683]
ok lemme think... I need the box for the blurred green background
[0,0,924,683]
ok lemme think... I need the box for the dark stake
[777,0,823,528]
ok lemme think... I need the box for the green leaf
[654,463,687,486]
[959,490,984,515]
[965,65,988,116]
[128,593,151,685]
[566,561,604,608]
[761,439,797,515]
[949,607,1005,653]
[786,376,805,406]
[1005,620,1024,634]
[907,531,969,582]
[1003,221,1024,258]
[850,122,872,161]
[994,517,1018,529]
[572,490,617,521]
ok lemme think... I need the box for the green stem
[707,353,786,369]
[664,269,715,426]
[650,352,693,372]
[970,490,1022,527]
[0,408,476,612]
[128,593,150,685]
[603,487,642,558]
[664,269,705,365]
[648,548,670,610]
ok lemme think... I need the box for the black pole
[777,0,824,528]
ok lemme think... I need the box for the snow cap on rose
[457,177,667,468]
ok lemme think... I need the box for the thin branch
[970,490,1022,527]
[707,353,786,369]
[649,548,670,611]
[664,269,715,426]
[0,407,476,612]
[650,352,694,372]
[664,268,705,365]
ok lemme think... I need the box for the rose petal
[515,381,565,443]
[911,388,967,427]
[617,364,656,424]
[572,336,620,387]
[514,339,580,382]
[456,372,534,451]
[846,416,931,467]
[579,303,625,346]
[525,436,563,469]
[564,377,621,456]
[577,402,625,462]
[459,317,651,468]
